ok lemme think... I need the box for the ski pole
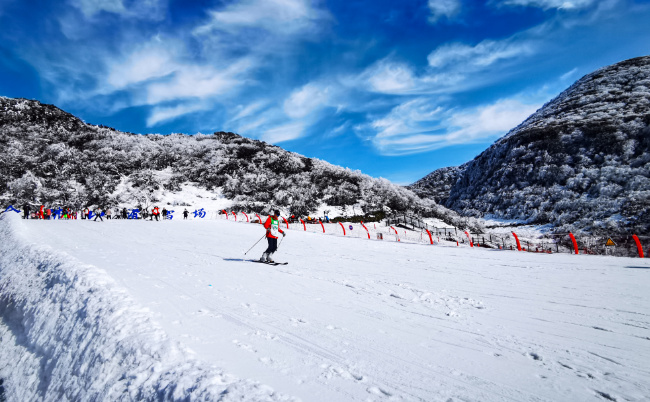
[244,234,266,255]
[277,235,285,251]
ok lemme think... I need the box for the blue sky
[1,0,649,184]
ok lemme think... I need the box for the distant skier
[260,210,286,263]
[152,206,160,221]
[162,208,168,220]
[183,209,189,219]
[122,207,128,219]
[23,203,31,219]
[93,207,103,222]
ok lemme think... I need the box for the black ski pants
[264,237,278,254]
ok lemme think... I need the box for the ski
[248,259,288,266]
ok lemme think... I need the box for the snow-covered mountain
[410,56,650,235]
[0,96,479,228]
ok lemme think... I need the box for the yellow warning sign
[605,238,616,247]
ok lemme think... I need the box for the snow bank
[0,214,293,401]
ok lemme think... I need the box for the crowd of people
[7,204,325,226]
[14,204,193,221]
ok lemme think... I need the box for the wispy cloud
[492,0,598,10]
[106,41,180,90]
[354,35,536,97]
[145,59,252,104]
[361,58,416,94]
[560,67,579,81]
[427,0,462,23]
[262,121,306,143]
[147,102,210,127]
[194,0,329,36]
[68,0,166,19]
[427,39,536,69]
[283,83,331,118]
[230,100,270,122]
[366,96,542,155]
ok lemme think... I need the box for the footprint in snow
[320,364,364,382]
[232,340,256,353]
[249,330,279,341]
[367,386,392,397]
[259,356,274,365]
[291,317,308,325]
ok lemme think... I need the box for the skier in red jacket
[260,210,285,263]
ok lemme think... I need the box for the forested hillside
[410,56,650,235]
[0,97,477,228]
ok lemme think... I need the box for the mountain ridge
[410,56,650,235]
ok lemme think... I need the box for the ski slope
[1,214,649,401]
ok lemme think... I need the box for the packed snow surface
[1,214,649,401]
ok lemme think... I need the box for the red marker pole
[632,235,645,258]
[361,222,370,239]
[568,233,579,255]
[511,232,521,251]
[464,231,474,247]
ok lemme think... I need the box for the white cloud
[350,37,536,97]
[145,58,253,104]
[428,39,535,69]
[560,67,579,81]
[194,0,328,36]
[372,98,444,139]
[70,0,125,18]
[237,117,269,134]
[69,0,165,19]
[446,98,540,141]
[493,0,597,10]
[363,60,416,94]
[107,44,178,89]
[262,121,306,143]
[146,103,209,126]
[368,97,542,155]
[283,83,330,118]
[428,0,462,23]
[230,101,269,121]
